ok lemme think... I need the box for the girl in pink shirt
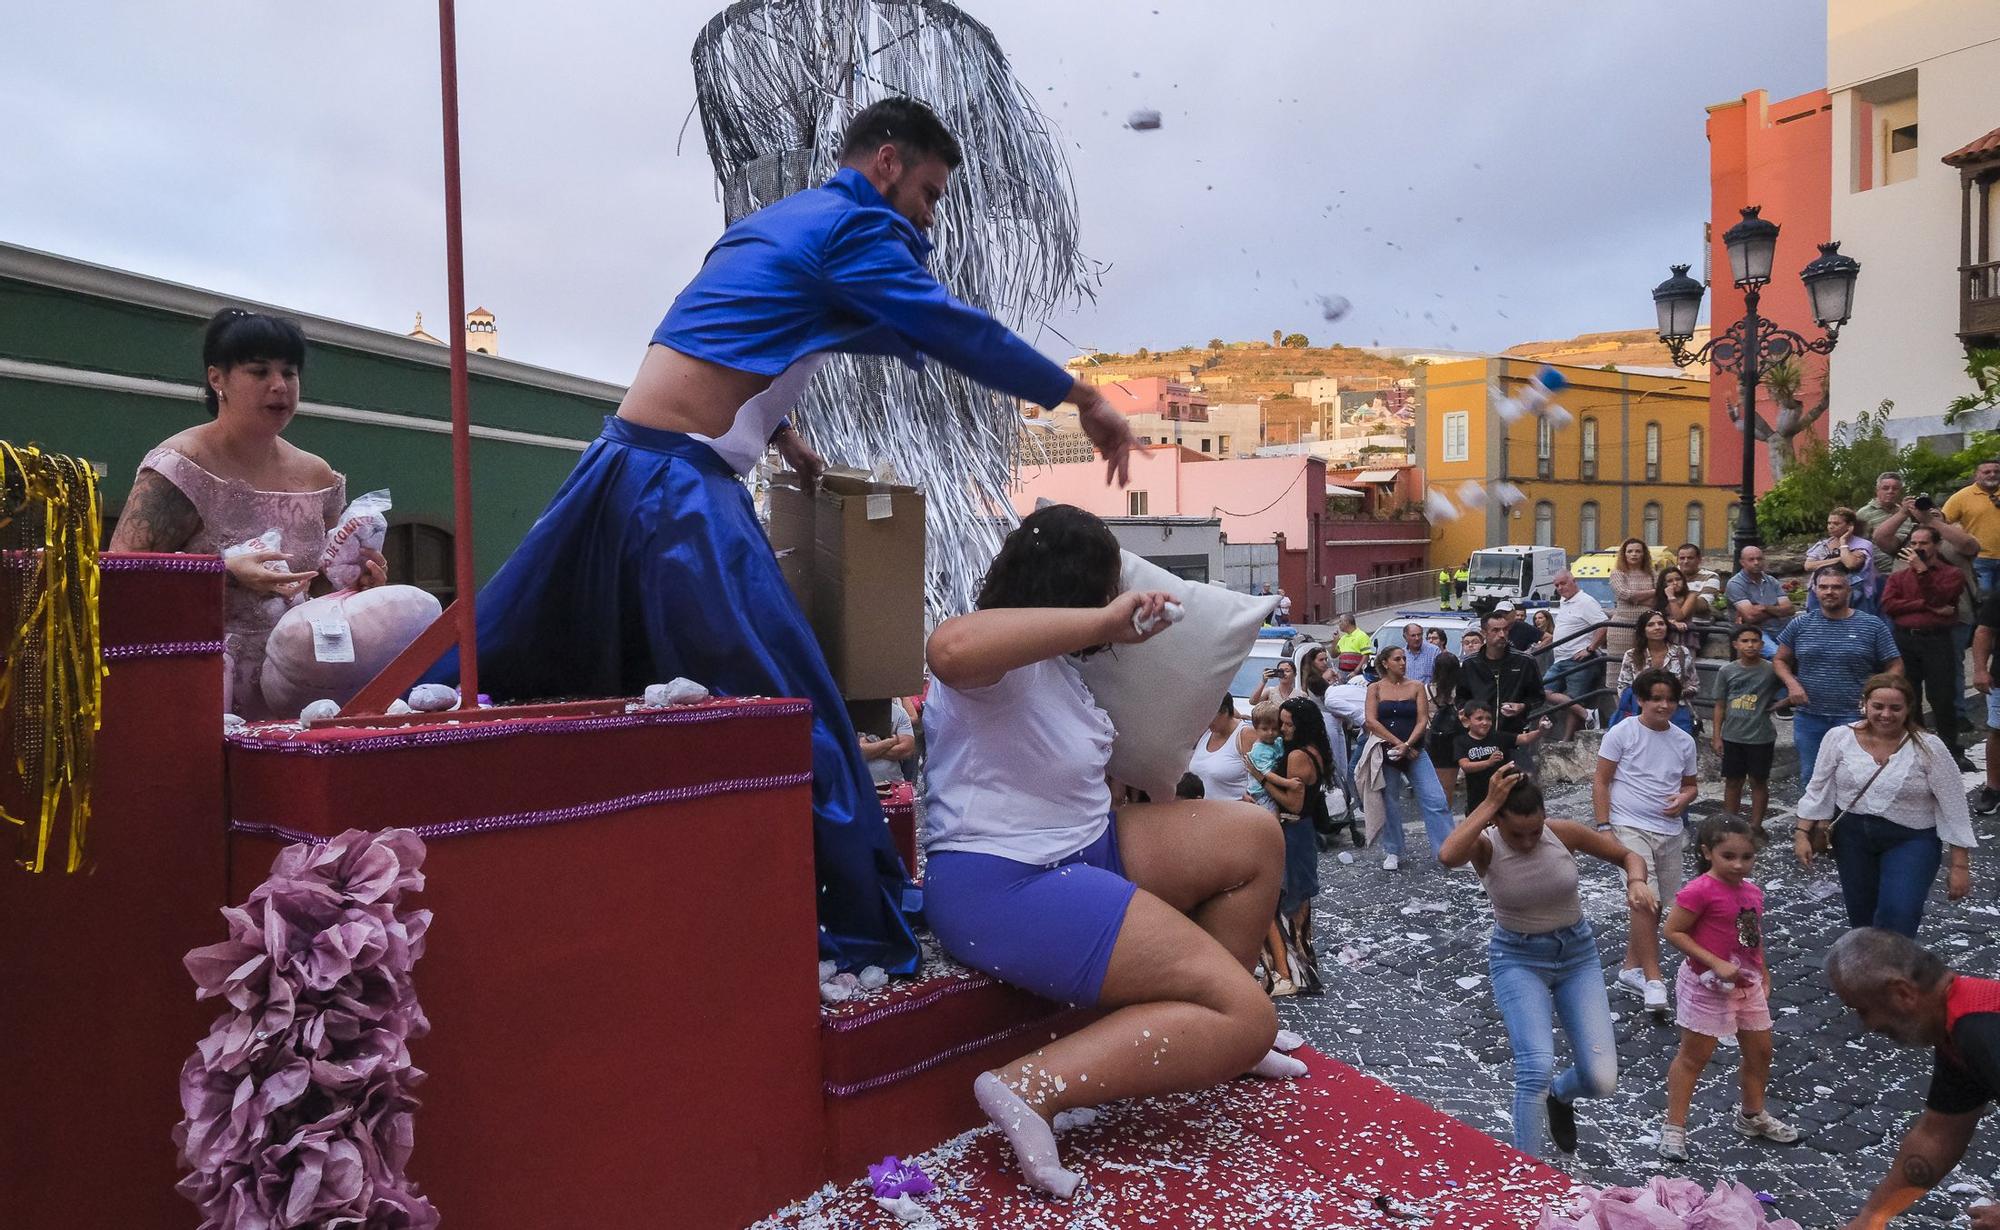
[1658,816,1802,1161]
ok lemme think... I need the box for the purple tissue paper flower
[868,1155,936,1199]
[175,828,436,1230]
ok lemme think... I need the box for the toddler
[1246,701,1285,813]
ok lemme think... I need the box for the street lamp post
[1651,206,1861,564]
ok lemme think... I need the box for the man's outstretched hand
[1073,382,1136,487]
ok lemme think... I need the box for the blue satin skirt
[427,416,921,973]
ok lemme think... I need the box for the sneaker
[1615,967,1648,999]
[1270,978,1298,998]
[1973,786,2000,817]
[1545,1095,1578,1153]
[1658,1124,1689,1162]
[1382,854,1400,871]
[1734,1109,1800,1143]
[1644,979,1670,1013]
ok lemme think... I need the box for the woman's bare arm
[107,471,201,553]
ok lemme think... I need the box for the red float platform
[226,697,826,1230]
[1,554,230,1230]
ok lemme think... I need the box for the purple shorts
[923,820,1136,1007]
[1674,962,1774,1038]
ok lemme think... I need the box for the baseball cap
[1493,601,1516,613]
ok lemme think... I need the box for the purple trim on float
[99,555,226,574]
[103,639,226,661]
[225,699,815,755]
[821,1013,1075,1099]
[230,768,814,845]
[822,973,997,1032]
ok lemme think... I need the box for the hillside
[1502,327,1709,375]
[1064,341,1410,402]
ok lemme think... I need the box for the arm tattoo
[1901,1151,1942,1189]
[107,471,202,552]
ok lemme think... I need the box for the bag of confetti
[319,489,391,590]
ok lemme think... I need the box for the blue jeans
[1488,920,1618,1158]
[1792,711,1846,789]
[1977,558,2000,600]
[1832,814,1943,937]
[1378,753,1455,858]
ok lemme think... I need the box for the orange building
[1704,88,1833,492]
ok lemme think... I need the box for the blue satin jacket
[651,168,1073,411]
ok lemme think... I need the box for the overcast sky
[2,1,1823,385]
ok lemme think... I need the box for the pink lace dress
[139,447,345,718]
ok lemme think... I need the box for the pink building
[1098,376,1208,422]
[1011,448,1430,622]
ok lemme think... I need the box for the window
[1579,501,1600,554]
[1442,411,1469,462]
[1128,491,1149,515]
[1200,438,1212,453]
[1580,417,1598,480]
[1533,501,1555,547]
[1218,435,1230,456]
[1852,71,1918,192]
[1727,501,1743,538]
[1643,501,1662,546]
[1645,422,1661,482]
[1688,426,1703,484]
[1536,416,1554,479]
[1686,502,1705,549]
[383,521,456,604]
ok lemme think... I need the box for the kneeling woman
[923,506,1294,1198]
[1438,762,1658,1159]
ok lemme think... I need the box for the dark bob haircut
[976,504,1121,613]
[839,97,964,170]
[201,308,306,416]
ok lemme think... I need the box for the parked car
[1569,546,1676,609]
[1464,545,1568,610]
[1227,633,1303,716]
[1367,610,1482,659]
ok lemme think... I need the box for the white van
[1465,546,1568,609]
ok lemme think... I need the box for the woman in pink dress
[109,309,386,717]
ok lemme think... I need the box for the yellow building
[1419,359,1723,570]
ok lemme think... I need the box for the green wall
[0,275,619,585]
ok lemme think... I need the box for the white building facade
[1827,0,2000,442]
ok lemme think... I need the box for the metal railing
[1334,568,1450,619]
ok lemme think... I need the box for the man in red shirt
[1829,928,2000,1229]
[1880,525,1974,771]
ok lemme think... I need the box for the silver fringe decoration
[692,0,1094,622]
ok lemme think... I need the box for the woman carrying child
[1438,762,1656,1159]
[1658,816,1800,1162]
[1244,697,1335,997]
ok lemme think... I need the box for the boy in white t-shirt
[1593,668,1700,1015]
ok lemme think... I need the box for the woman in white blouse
[1795,673,1975,936]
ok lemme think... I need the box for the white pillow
[1076,552,1279,801]
[261,585,443,714]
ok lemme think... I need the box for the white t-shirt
[1598,718,1698,836]
[1188,721,1255,803]
[922,655,1114,864]
[1551,590,1608,654]
[1322,681,1369,735]
[866,700,915,786]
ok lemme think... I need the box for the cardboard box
[765,469,926,699]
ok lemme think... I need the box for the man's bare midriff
[616,344,775,437]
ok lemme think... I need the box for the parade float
[2,4,1604,1227]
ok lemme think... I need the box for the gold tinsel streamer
[0,443,104,873]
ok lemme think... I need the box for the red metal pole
[436,0,478,709]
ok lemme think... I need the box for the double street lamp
[1651,206,1862,561]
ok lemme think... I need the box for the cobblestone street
[1277,747,2000,1229]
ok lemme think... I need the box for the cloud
[1,0,1823,382]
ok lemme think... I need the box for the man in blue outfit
[438,99,1135,973]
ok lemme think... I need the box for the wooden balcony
[1964,259,2000,346]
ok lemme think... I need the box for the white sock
[1273,1028,1304,1053]
[974,1072,1083,1198]
[1249,1049,1308,1079]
